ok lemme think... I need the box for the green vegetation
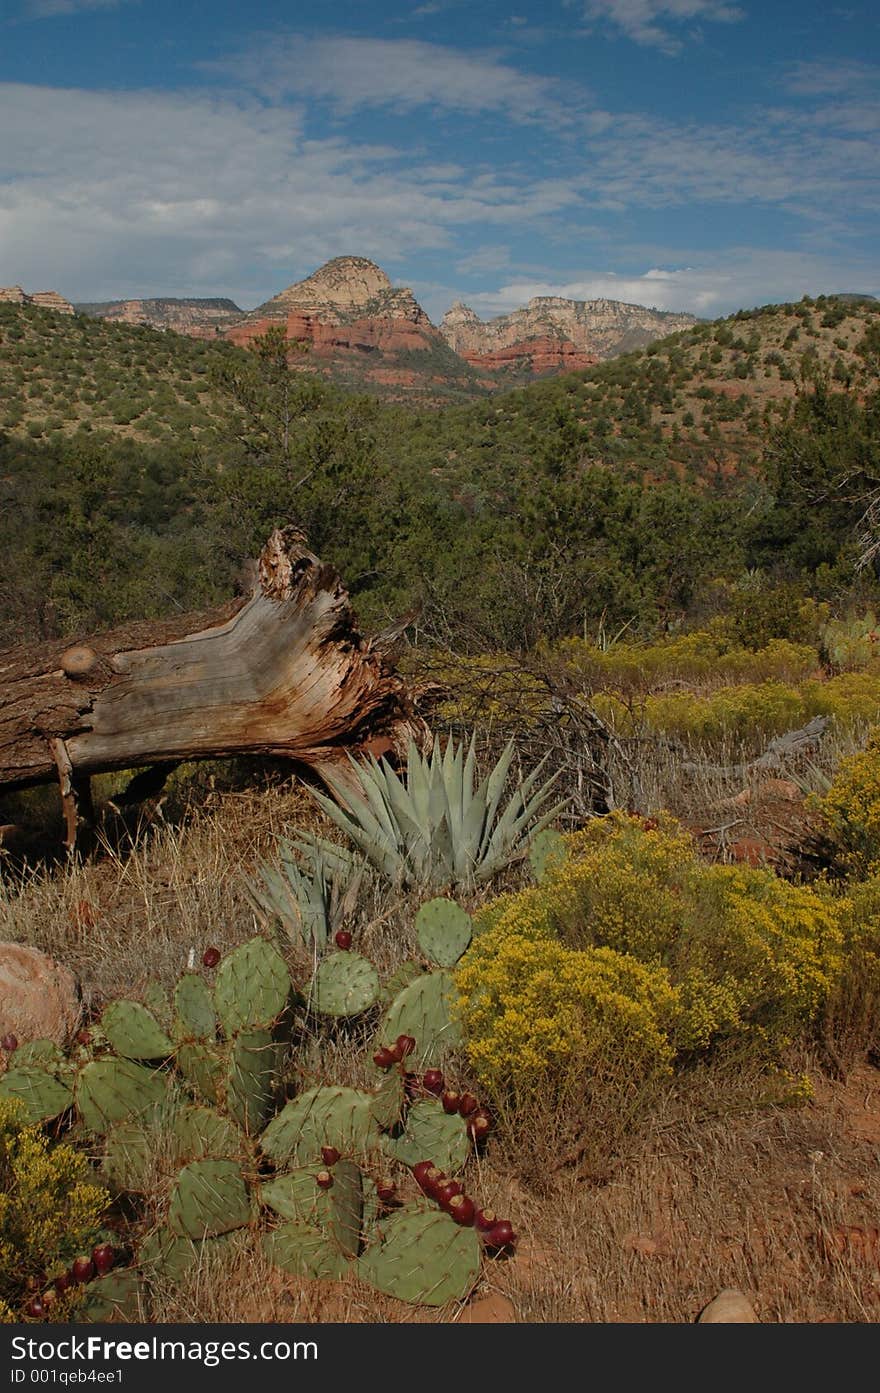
[3,295,880,650]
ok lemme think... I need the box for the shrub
[457,814,842,1098]
[0,1096,109,1317]
[815,729,880,877]
[822,876,880,1071]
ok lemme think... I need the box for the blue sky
[0,0,878,321]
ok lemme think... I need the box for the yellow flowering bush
[458,814,843,1094]
[456,932,678,1092]
[0,1096,109,1318]
[815,728,880,877]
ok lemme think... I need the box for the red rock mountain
[65,257,701,399]
[440,296,698,373]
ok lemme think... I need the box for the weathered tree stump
[0,527,428,851]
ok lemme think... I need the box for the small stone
[697,1288,758,1323]
[458,1292,516,1323]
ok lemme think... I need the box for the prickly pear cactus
[212,936,290,1036]
[102,1118,157,1193]
[262,1221,351,1280]
[225,1029,279,1133]
[139,1226,248,1285]
[170,1103,246,1164]
[370,1068,405,1129]
[260,1160,363,1257]
[81,1269,143,1323]
[260,1086,379,1166]
[309,951,380,1018]
[102,1001,174,1060]
[415,899,472,968]
[529,827,568,884]
[175,1041,226,1106]
[142,982,172,1030]
[172,973,217,1042]
[76,1058,169,1134]
[379,960,424,1005]
[357,1207,481,1306]
[0,1064,73,1124]
[381,970,461,1067]
[168,1158,253,1239]
[382,1099,470,1173]
[823,612,880,671]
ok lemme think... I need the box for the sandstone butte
[0,285,73,315]
[439,295,697,367]
[10,255,702,389]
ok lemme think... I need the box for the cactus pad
[172,974,216,1042]
[76,1058,169,1134]
[416,899,472,967]
[357,1207,480,1306]
[175,1041,226,1105]
[225,1029,279,1133]
[139,1226,246,1285]
[381,970,461,1066]
[370,1068,405,1129]
[309,950,380,1017]
[260,1086,379,1166]
[9,1039,67,1072]
[213,937,290,1035]
[529,827,568,884]
[380,960,424,1005]
[142,982,172,1029]
[81,1269,143,1322]
[0,1065,73,1124]
[382,1099,470,1173]
[102,1119,156,1193]
[170,1104,246,1164]
[260,1160,363,1257]
[102,1001,174,1060]
[262,1221,351,1280]
[168,1158,253,1239]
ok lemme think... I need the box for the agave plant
[303,737,567,891]
[244,840,363,951]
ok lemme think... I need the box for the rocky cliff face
[1,286,73,315]
[440,295,697,366]
[75,297,242,337]
[237,256,433,329]
[225,257,482,402]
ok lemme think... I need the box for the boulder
[697,1288,759,1323]
[0,942,80,1050]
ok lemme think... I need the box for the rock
[697,1288,758,1323]
[458,1292,516,1323]
[0,942,80,1049]
[440,294,697,363]
[0,286,73,314]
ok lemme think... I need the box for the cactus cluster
[822,612,880,671]
[0,898,518,1312]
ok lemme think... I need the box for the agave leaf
[406,742,432,837]
[481,764,561,868]
[308,786,402,884]
[477,739,517,857]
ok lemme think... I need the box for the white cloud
[579,0,744,53]
[782,60,880,96]
[0,83,580,305]
[218,35,583,128]
[461,249,880,319]
[21,0,135,18]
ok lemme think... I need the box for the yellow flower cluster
[457,814,843,1091]
[816,728,880,877]
[0,1097,108,1314]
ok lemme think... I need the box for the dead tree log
[0,528,428,845]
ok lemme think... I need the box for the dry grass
[3,775,880,1324]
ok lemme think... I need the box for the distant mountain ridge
[59,256,707,393]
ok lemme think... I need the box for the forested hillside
[2,294,880,650]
